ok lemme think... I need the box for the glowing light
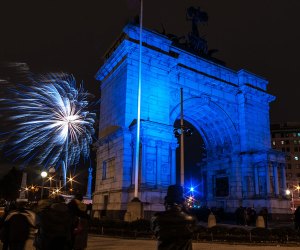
[286,189,291,195]
[185,180,201,196]
[67,173,79,184]
[41,171,48,178]
[0,73,96,185]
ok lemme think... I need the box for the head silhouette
[164,185,184,205]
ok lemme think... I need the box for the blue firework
[0,73,96,183]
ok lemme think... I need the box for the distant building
[271,122,300,189]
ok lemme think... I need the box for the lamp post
[296,185,300,198]
[48,176,53,196]
[69,176,73,194]
[286,189,295,211]
[41,171,48,199]
[25,187,29,200]
[173,88,193,187]
[180,88,184,186]
[48,167,55,195]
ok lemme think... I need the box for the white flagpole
[134,0,143,198]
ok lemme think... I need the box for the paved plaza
[0,234,299,249]
[87,235,300,250]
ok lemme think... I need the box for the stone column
[206,166,214,200]
[272,162,279,196]
[280,163,287,194]
[86,167,93,199]
[254,165,259,196]
[244,176,249,198]
[19,172,27,200]
[199,173,203,198]
[231,156,242,198]
[156,140,162,187]
[202,171,207,199]
[170,143,177,185]
[266,163,271,196]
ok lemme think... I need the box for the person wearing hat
[68,193,89,250]
[34,196,73,250]
[151,185,197,250]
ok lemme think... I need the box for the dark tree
[0,167,22,200]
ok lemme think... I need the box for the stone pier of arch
[92,24,289,220]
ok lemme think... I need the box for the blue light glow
[0,73,96,184]
[184,180,201,197]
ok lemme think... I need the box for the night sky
[1,0,300,122]
[0,1,300,177]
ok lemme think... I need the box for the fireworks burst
[0,73,96,185]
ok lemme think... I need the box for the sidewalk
[87,235,300,250]
[1,235,299,249]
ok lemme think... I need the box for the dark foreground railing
[195,225,300,243]
[88,218,300,244]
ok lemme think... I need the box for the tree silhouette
[0,167,22,200]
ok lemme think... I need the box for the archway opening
[174,119,206,199]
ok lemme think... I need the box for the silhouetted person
[34,196,72,250]
[245,207,253,226]
[68,193,89,250]
[1,201,36,250]
[249,207,257,226]
[235,206,244,225]
[86,203,93,219]
[0,201,17,250]
[151,185,197,250]
[294,206,300,230]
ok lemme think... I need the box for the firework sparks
[0,73,96,185]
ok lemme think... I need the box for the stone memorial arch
[93,24,289,219]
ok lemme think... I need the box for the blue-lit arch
[94,23,288,216]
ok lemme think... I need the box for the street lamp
[25,187,29,199]
[295,185,300,198]
[68,176,73,194]
[286,189,295,211]
[48,167,55,195]
[41,171,47,178]
[173,88,194,186]
[41,171,48,199]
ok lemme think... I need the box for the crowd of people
[294,206,300,230]
[2,185,300,250]
[235,206,257,226]
[0,194,89,250]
